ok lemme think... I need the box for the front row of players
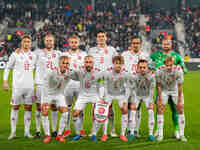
[2,36,186,143]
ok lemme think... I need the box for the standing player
[155,56,186,142]
[150,38,187,139]
[88,30,118,136]
[128,59,155,142]
[2,35,36,139]
[42,56,75,143]
[72,56,104,141]
[122,36,152,137]
[101,56,130,142]
[34,34,62,137]
[62,35,87,137]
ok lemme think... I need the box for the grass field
[0,70,200,150]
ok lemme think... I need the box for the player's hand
[15,48,21,54]
[176,102,184,110]
[2,81,9,91]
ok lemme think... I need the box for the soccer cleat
[72,135,81,141]
[128,134,135,142]
[154,130,159,137]
[52,131,57,137]
[35,132,41,138]
[8,133,16,140]
[101,135,108,142]
[148,135,155,142]
[43,136,51,143]
[126,130,130,137]
[91,135,98,142]
[110,131,118,137]
[120,135,128,142]
[134,131,141,138]
[156,136,163,142]
[24,133,34,139]
[56,135,65,143]
[180,136,187,142]
[80,130,86,137]
[174,131,180,139]
[63,130,71,137]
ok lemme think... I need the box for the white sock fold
[135,109,141,133]
[73,116,81,135]
[65,107,71,130]
[148,109,154,135]
[51,111,58,132]
[42,116,50,136]
[24,111,32,135]
[121,114,128,136]
[178,114,185,137]
[157,114,164,137]
[58,112,68,135]
[10,109,19,134]
[129,110,136,134]
[35,110,41,132]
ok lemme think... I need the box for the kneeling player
[156,56,187,142]
[101,56,130,142]
[41,56,74,143]
[72,56,104,141]
[128,59,155,141]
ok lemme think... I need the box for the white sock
[10,109,19,134]
[103,119,109,135]
[178,114,185,137]
[135,109,141,133]
[129,110,136,134]
[58,112,68,135]
[65,107,71,130]
[35,110,41,132]
[80,111,84,130]
[93,121,100,136]
[73,116,81,135]
[42,116,50,136]
[127,109,130,131]
[51,111,58,132]
[148,109,155,135]
[109,107,115,132]
[157,115,164,137]
[24,111,32,135]
[121,114,128,136]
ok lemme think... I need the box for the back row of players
[2,30,187,143]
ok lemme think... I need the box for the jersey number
[46,61,55,70]
[24,63,30,71]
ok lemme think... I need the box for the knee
[42,104,48,116]
[24,105,32,111]
[73,110,80,118]
[12,105,20,110]
[59,107,67,113]
[148,104,154,110]
[51,104,57,111]
[129,103,137,111]
[36,103,41,111]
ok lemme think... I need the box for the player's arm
[2,53,16,91]
[177,68,184,108]
[176,54,188,73]
[150,75,156,101]
[124,74,131,101]
[155,70,162,105]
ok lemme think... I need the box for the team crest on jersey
[29,56,32,60]
[104,49,108,54]
[52,53,56,58]
[78,56,82,60]
[93,102,110,123]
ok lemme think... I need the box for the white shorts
[74,92,100,110]
[42,93,66,107]
[11,88,34,105]
[131,96,154,108]
[64,80,80,106]
[161,91,184,105]
[106,95,128,108]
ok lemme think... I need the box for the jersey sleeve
[176,67,184,84]
[3,53,16,81]
[176,54,188,73]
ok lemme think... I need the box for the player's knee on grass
[36,103,41,111]
[177,104,184,114]
[42,104,49,116]
[50,104,57,111]
[157,104,165,114]
[59,107,68,113]
[73,109,81,118]
[12,105,20,110]
[24,104,32,111]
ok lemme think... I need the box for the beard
[85,66,93,72]
[71,47,78,51]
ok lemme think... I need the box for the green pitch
[0,70,200,150]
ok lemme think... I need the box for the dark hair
[131,35,142,43]
[112,56,124,64]
[96,29,107,37]
[138,59,148,65]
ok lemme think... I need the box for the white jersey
[34,48,62,85]
[72,67,103,94]
[62,49,87,71]
[155,65,184,93]
[4,51,36,88]
[103,67,130,96]
[121,50,152,74]
[43,68,75,96]
[88,46,118,71]
[130,71,155,98]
